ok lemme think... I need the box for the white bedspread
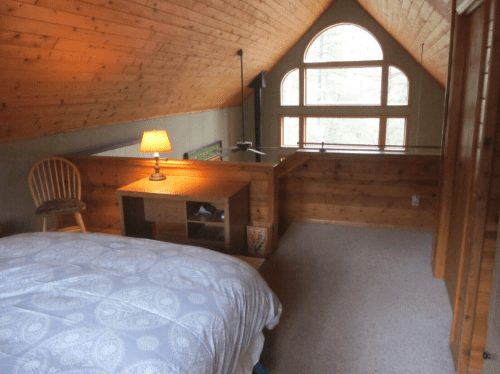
[0,232,281,373]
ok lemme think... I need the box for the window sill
[292,148,441,155]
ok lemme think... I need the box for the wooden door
[483,218,500,372]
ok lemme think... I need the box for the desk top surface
[117,176,249,199]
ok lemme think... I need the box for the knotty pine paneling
[279,152,440,232]
[65,155,279,241]
[0,0,451,143]
[357,0,451,86]
[0,0,335,143]
[467,112,500,374]
[442,1,500,372]
[444,4,485,313]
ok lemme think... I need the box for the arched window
[281,69,299,106]
[388,66,410,105]
[281,23,410,150]
[304,24,383,62]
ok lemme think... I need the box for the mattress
[0,232,281,373]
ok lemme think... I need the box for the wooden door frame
[453,1,500,371]
[432,3,467,279]
[432,0,500,372]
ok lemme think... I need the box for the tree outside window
[281,23,409,150]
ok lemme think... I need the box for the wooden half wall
[65,155,279,246]
[278,152,440,232]
[68,152,440,242]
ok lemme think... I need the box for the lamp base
[149,173,166,181]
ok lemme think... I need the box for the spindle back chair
[28,157,86,232]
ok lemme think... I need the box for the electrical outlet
[412,195,420,207]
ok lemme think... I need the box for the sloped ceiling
[0,0,451,143]
[357,0,451,87]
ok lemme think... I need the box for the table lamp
[140,130,172,181]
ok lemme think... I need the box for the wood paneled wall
[469,125,500,372]
[432,0,500,372]
[443,4,485,312]
[69,152,440,241]
[65,155,279,244]
[467,50,500,374]
[278,152,440,232]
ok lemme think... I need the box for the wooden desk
[117,176,249,254]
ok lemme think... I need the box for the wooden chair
[28,157,86,233]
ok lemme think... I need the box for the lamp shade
[140,130,172,153]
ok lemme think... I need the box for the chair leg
[75,213,86,233]
[42,216,47,232]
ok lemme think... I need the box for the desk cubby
[117,176,249,254]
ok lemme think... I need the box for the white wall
[0,108,240,234]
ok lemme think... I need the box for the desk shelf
[186,201,225,224]
[187,218,225,226]
[117,176,249,255]
[187,222,225,242]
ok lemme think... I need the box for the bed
[0,232,281,373]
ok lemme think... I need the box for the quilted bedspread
[0,232,281,374]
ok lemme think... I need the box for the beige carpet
[257,222,456,374]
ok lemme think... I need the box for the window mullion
[304,61,384,68]
[379,117,387,149]
[299,116,305,149]
[299,66,305,107]
[381,64,388,107]
[380,64,389,149]
[299,66,305,148]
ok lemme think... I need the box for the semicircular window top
[281,69,299,106]
[388,66,410,106]
[280,23,410,150]
[304,24,383,62]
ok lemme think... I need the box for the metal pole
[237,49,245,142]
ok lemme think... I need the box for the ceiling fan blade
[216,147,238,152]
[248,148,267,155]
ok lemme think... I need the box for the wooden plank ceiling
[357,0,452,87]
[0,0,451,143]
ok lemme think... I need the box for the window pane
[305,118,380,147]
[306,68,382,105]
[305,24,383,62]
[281,69,299,106]
[282,117,300,147]
[388,66,409,105]
[386,118,406,148]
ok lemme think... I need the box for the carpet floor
[257,222,456,374]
